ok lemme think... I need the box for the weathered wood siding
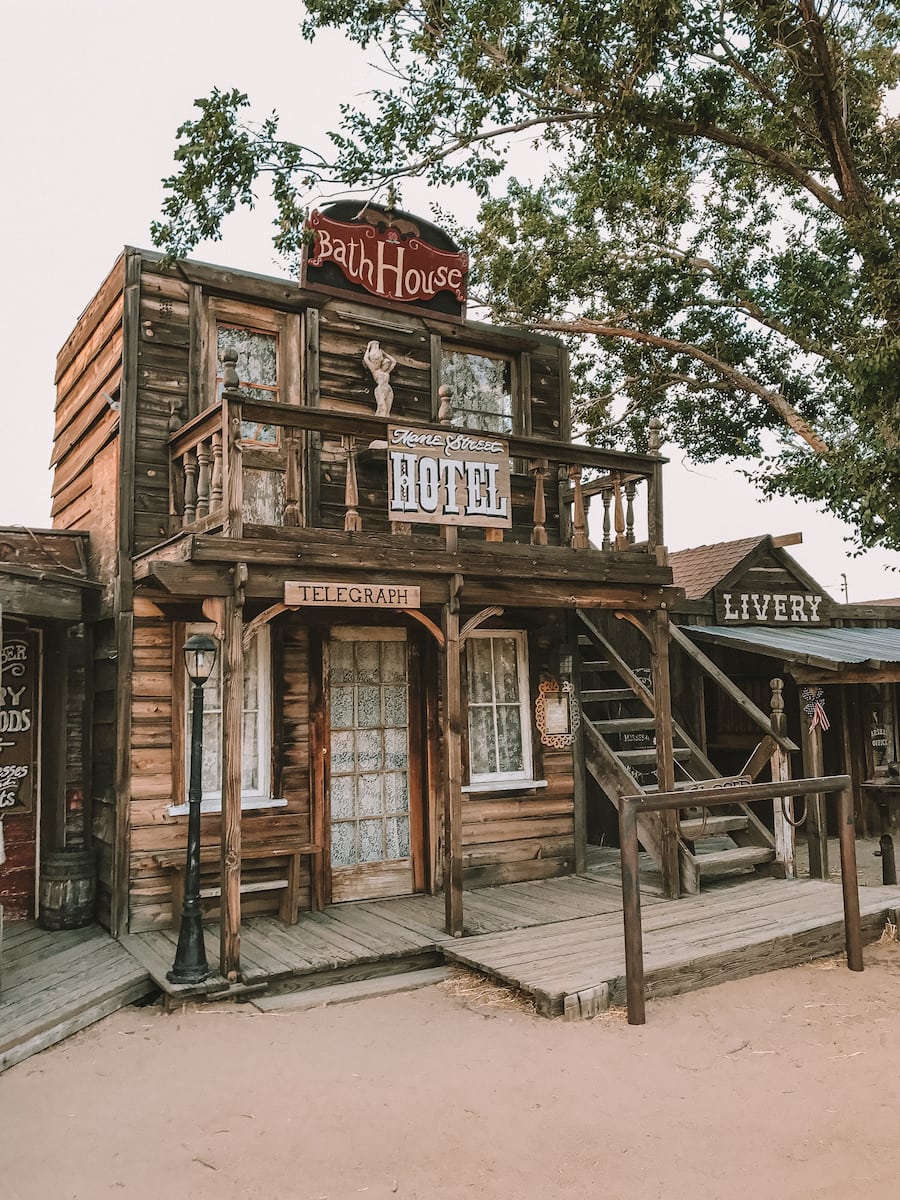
[315,300,568,542]
[461,748,576,889]
[51,256,125,595]
[132,268,192,553]
[126,617,313,932]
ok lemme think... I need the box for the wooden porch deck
[0,923,154,1074]
[122,867,900,1019]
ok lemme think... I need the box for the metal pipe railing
[618,774,863,1025]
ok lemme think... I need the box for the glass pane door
[328,630,415,902]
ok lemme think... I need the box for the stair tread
[678,815,749,840]
[696,846,775,872]
[581,688,642,702]
[592,718,657,733]
[618,747,691,763]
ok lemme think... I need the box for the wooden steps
[679,814,750,840]
[696,846,775,876]
[618,746,692,766]
[576,609,777,893]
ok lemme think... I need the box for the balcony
[138,388,674,607]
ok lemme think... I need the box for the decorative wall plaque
[535,679,580,748]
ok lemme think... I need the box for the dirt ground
[3,932,900,1200]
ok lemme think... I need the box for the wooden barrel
[38,849,96,930]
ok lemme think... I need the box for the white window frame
[168,624,282,815]
[464,629,538,789]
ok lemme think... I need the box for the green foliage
[153,2,900,550]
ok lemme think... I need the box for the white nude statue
[363,340,397,417]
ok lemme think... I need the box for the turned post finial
[648,417,662,456]
[222,347,241,392]
[770,677,786,734]
[438,384,453,425]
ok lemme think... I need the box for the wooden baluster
[343,437,362,531]
[196,440,211,519]
[283,429,301,527]
[625,479,636,544]
[183,450,198,526]
[601,486,612,550]
[613,474,627,549]
[568,465,589,550]
[438,384,453,425]
[210,431,223,511]
[530,458,548,546]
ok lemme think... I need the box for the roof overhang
[687,624,900,683]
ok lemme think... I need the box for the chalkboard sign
[0,631,37,814]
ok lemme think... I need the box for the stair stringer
[583,719,699,894]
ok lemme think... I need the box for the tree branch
[529,317,832,455]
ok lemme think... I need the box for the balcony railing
[168,388,665,557]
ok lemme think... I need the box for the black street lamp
[168,632,219,984]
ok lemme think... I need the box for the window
[216,323,280,447]
[183,625,272,806]
[465,630,533,784]
[441,350,513,435]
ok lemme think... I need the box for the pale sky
[3,1,898,601]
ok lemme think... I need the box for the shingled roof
[669,535,767,601]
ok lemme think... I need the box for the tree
[152,1,900,551]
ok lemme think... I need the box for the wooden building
[667,534,900,867]
[0,528,96,919]
[48,204,685,974]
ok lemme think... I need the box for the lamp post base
[167,912,210,984]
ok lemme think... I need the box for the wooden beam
[442,596,464,937]
[769,678,795,879]
[668,622,798,752]
[112,610,134,938]
[791,665,900,685]
[800,706,829,880]
[650,610,679,899]
[219,568,246,980]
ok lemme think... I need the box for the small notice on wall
[387,425,512,529]
[0,633,37,814]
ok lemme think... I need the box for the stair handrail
[619,773,862,1026]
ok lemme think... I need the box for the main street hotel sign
[388,425,512,529]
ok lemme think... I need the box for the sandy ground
[3,933,900,1200]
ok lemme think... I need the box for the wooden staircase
[577,610,781,895]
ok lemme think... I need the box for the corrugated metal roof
[688,625,900,669]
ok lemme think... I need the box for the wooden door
[326,628,424,903]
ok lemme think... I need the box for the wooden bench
[152,842,322,926]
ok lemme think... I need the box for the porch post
[220,567,246,980]
[442,587,464,937]
[800,695,829,880]
[650,609,680,899]
[769,678,795,878]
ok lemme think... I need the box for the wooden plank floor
[0,923,155,1074]
[121,864,900,1021]
[442,878,900,1017]
[121,874,634,1005]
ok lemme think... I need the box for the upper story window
[441,350,513,436]
[216,324,280,446]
